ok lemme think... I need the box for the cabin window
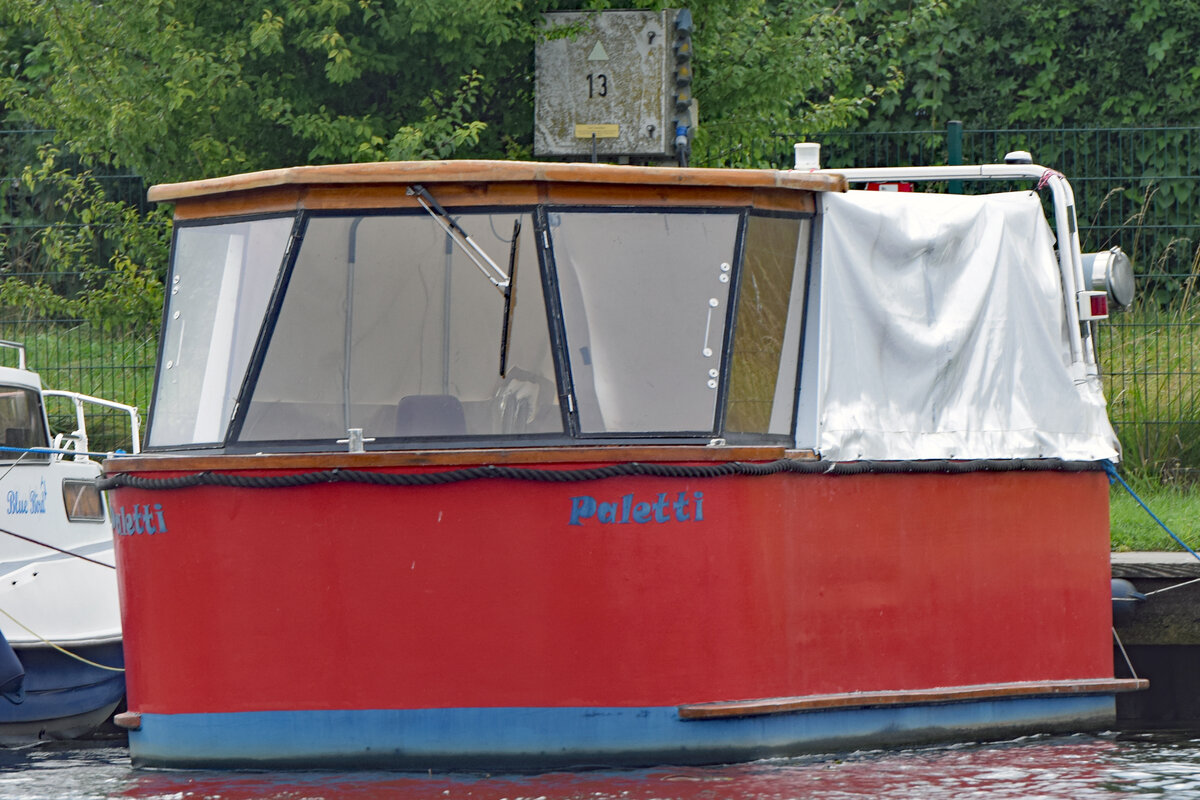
[238,211,560,443]
[149,216,293,447]
[62,478,106,521]
[724,215,810,436]
[550,210,739,434]
[0,386,48,461]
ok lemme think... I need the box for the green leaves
[687,0,944,166]
[0,147,169,330]
[866,0,1200,129]
[0,0,956,178]
[249,10,286,55]
[385,73,490,161]
[0,0,547,181]
[0,0,976,325]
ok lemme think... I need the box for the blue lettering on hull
[115,504,169,536]
[5,479,48,516]
[569,491,704,526]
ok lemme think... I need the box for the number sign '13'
[587,73,609,98]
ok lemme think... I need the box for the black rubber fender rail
[98,458,1105,491]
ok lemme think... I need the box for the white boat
[0,340,140,740]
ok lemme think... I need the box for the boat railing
[0,340,26,370]
[814,157,1113,375]
[43,390,142,459]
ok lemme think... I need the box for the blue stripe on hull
[130,694,1116,771]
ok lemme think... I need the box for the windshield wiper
[499,218,520,377]
[407,184,520,377]
[407,184,510,294]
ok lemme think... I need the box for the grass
[1110,479,1200,552]
[1102,301,1200,482]
[1090,186,1200,551]
[1099,258,1200,552]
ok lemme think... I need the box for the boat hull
[111,461,1122,769]
[129,695,1114,770]
[0,641,124,741]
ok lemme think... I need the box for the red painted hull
[112,466,1112,719]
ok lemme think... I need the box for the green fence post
[947,120,963,194]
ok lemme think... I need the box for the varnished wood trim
[169,183,822,222]
[104,446,818,474]
[171,186,306,220]
[301,181,540,211]
[751,190,818,213]
[150,160,847,204]
[677,678,1150,720]
[172,182,819,220]
[113,711,142,730]
[539,184,816,213]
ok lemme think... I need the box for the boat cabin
[149,162,842,452]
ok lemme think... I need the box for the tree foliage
[0,0,545,182]
[6,0,1196,322]
[861,0,1200,130]
[0,0,940,325]
[0,146,169,329]
[840,0,1200,314]
[0,0,940,180]
[687,0,944,167]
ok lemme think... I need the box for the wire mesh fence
[0,322,155,454]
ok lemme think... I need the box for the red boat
[104,155,1141,769]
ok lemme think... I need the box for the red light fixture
[1078,290,1109,321]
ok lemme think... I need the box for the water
[5,732,1200,799]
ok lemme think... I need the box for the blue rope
[1104,459,1200,563]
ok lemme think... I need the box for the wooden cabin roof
[148,160,846,203]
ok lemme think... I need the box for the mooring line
[0,607,124,672]
[1105,460,1200,561]
[0,448,30,484]
[1105,460,1200,598]
[1113,627,1140,680]
[0,526,115,569]
[1144,575,1200,597]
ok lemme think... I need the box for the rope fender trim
[99,458,1106,492]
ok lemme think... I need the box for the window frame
[721,209,816,446]
[0,384,51,463]
[144,203,815,452]
[145,211,300,451]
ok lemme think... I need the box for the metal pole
[947,120,963,195]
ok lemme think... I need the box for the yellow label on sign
[574,124,620,139]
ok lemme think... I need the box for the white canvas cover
[815,189,1120,462]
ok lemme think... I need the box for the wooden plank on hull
[678,678,1150,720]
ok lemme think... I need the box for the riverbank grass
[1111,480,1200,552]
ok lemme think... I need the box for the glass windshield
[550,210,739,433]
[149,216,293,447]
[239,211,560,442]
[149,201,812,450]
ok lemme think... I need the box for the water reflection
[8,733,1200,799]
